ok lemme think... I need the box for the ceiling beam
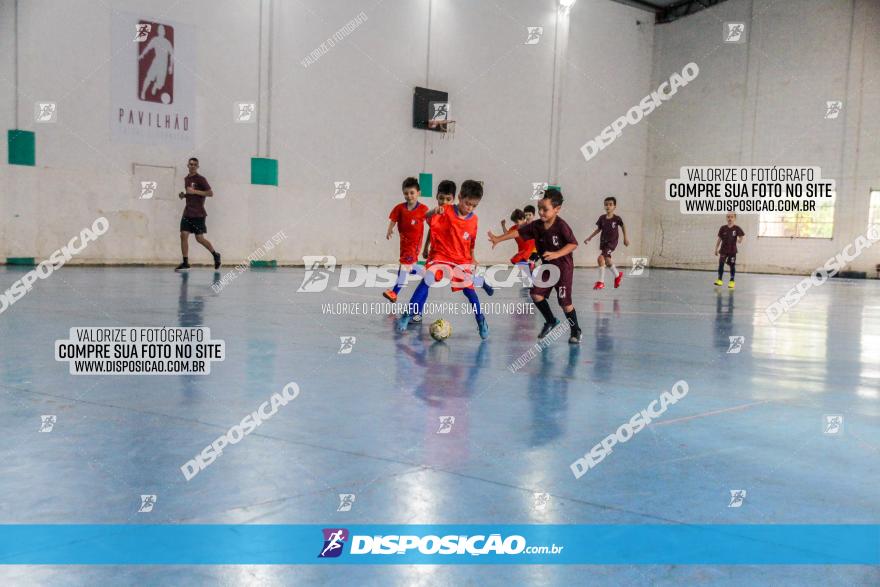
[656,0,731,24]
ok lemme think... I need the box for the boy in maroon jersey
[584,196,628,290]
[714,213,745,289]
[384,177,428,302]
[176,157,221,272]
[488,188,582,343]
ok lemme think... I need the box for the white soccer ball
[430,319,452,341]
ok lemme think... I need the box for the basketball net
[428,119,456,139]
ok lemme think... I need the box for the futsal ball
[430,319,452,341]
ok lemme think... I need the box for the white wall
[643,0,880,275]
[0,0,654,266]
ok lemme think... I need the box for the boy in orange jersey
[397,180,489,339]
[500,208,537,273]
[384,177,428,302]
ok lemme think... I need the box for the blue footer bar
[1,525,877,564]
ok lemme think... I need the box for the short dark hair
[437,180,456,196]
[523,205,536,214]
[543,187,563,208]
[459,179,483,201]
[604,196,617,206]
[188,157,199,164]
[402,177,420,192]
[510,209,525,222]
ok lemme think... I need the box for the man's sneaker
[396,313,411,333]
[538,318,560,339]
[728,280,736,289]
[383,290,398,302]
[614,272,623,289]
[569,327,582,344]
[593,281,605,290]
[714,278,723,286]
[477,316,489,340]
[175,262,190,272]
[481,281,495,296]
[213,252,221,270]
[411,314,422,323]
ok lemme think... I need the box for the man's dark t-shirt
[182,173,211,218]
[517,217,578,272]
[718,224,745,256]
[596,214,624,250]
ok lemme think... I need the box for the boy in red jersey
[397,180,489,339]
[584,196,629,290]
[500,209,537,272]
[714,213,745,289]
[422,180,456,260]
[383,177,428,302]
[489,188,582,343]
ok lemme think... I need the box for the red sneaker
[593,281,605,290]
[383,290,398,302]
[614,272,623,288]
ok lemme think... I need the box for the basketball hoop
[428,119,456,139]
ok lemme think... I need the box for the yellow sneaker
[728,280,735,289]
[714,279,723,286]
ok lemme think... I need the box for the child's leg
[607,256,619,277]
[718,256,726,279]
[597,254,607,281]
[728,257,736,280]
[532,293,556,324]
[462,288,483,324]
[409,279,430,315]
[195,234,216,254]
[391,265,415,295]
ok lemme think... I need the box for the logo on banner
[137,21,175,104]
[298,256,337,293]
[318,528,349,558]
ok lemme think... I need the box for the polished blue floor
[1,266,878,585]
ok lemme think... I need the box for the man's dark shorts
[180,217,207,235]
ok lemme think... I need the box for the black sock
[535,299,556,324]
[565,309,580,331]
[717,257,725,279]
[730,262,736,280]
[183,257,188,264]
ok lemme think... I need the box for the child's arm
[543,242,577,261]
[584,228,601,244]
[386,219,396,240]
[488,229,517,248]
[422,229,431,258]
[501,219,508,232]
[714,236,721,255]
[621,224,630,247]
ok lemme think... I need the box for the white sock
[608,264,619,277]
[599,266,606,281]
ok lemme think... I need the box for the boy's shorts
[531,263,573,307]
[399,247,419,265]
[721,255,736,265]
[599,242,616,258]
[180,216,207,235]
[425,258,474,291]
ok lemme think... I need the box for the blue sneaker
[477,316,489,340]
[396,313,411,333]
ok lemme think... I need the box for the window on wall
[758,201,835,238]
[868,189,880,231]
